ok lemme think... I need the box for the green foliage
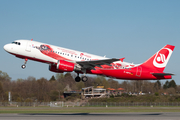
[76,81,85,90]
[154,80,161,91]
[0,71,11,82]
[50,90,59,101]
[0,69,178,103]
[65,94,80,102]
[163,80,177,89]
[154,92,159,96]
[24,98,33,102]
[169,80,177,89]
[0,82,3,94]
[121,93,131,97]
[110,95,114,98]
[16,97,22,102]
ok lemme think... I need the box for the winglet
[120,57,125,62]
[31,39,33,41]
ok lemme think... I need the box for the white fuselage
[4,40,132,68]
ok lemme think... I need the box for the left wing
[76,58,124,70]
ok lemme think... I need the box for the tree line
[0,70,178,102]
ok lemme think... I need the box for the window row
[12,42,21,45]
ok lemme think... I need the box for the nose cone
[4,44,11,52]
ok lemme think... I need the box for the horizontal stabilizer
[151,73,174,76]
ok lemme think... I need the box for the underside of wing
[76,58,123,70]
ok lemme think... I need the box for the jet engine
[49,64,64,73]
[57,60,75,72]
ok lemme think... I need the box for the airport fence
[1,102,180,107]
[0,102,50,107]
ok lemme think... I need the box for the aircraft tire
[75,76,81,82]
[21,64,26,69]
[82,76,88,82]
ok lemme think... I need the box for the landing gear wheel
[21,58,28,69]
[82,76,88,82]
[75,76,81,82]
[21,64,26,69]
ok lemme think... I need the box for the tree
[107,79,119,89]
[169,80,177,89]
[49,75,56,82]
[0,82,4,101]
[0,71,11,82]
[163,81,169,89]
[163,80,177,89]
[76,81,85,90]
[154,80,161,91]
[49,90,59,101]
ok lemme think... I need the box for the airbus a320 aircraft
[4,39,175,82]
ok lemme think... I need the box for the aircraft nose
[4,44,11,52]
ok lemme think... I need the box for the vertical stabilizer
[141,44,175,72]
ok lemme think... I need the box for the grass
[0,106,180,113]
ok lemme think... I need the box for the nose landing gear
[21,58,28,69]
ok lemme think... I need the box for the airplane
[4,39,175,82]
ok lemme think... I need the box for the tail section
[141,44,175,72]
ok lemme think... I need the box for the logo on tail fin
[153,48,172,68]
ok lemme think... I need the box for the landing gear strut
[21,58,28,69]
[75,73,81,82]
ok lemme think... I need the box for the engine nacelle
[57,60,75,72]
[49,64,64,73]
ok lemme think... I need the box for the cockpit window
[12,42,21,45]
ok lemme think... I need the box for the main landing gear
[21,58,28,69]
[75,73,88,82]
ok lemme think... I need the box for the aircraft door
[136,66,142,77]
[26,41,32,52]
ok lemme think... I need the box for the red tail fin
[141,44,175,72]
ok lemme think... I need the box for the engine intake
[49,64,64,73]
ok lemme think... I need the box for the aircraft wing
[76,58,124,70]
